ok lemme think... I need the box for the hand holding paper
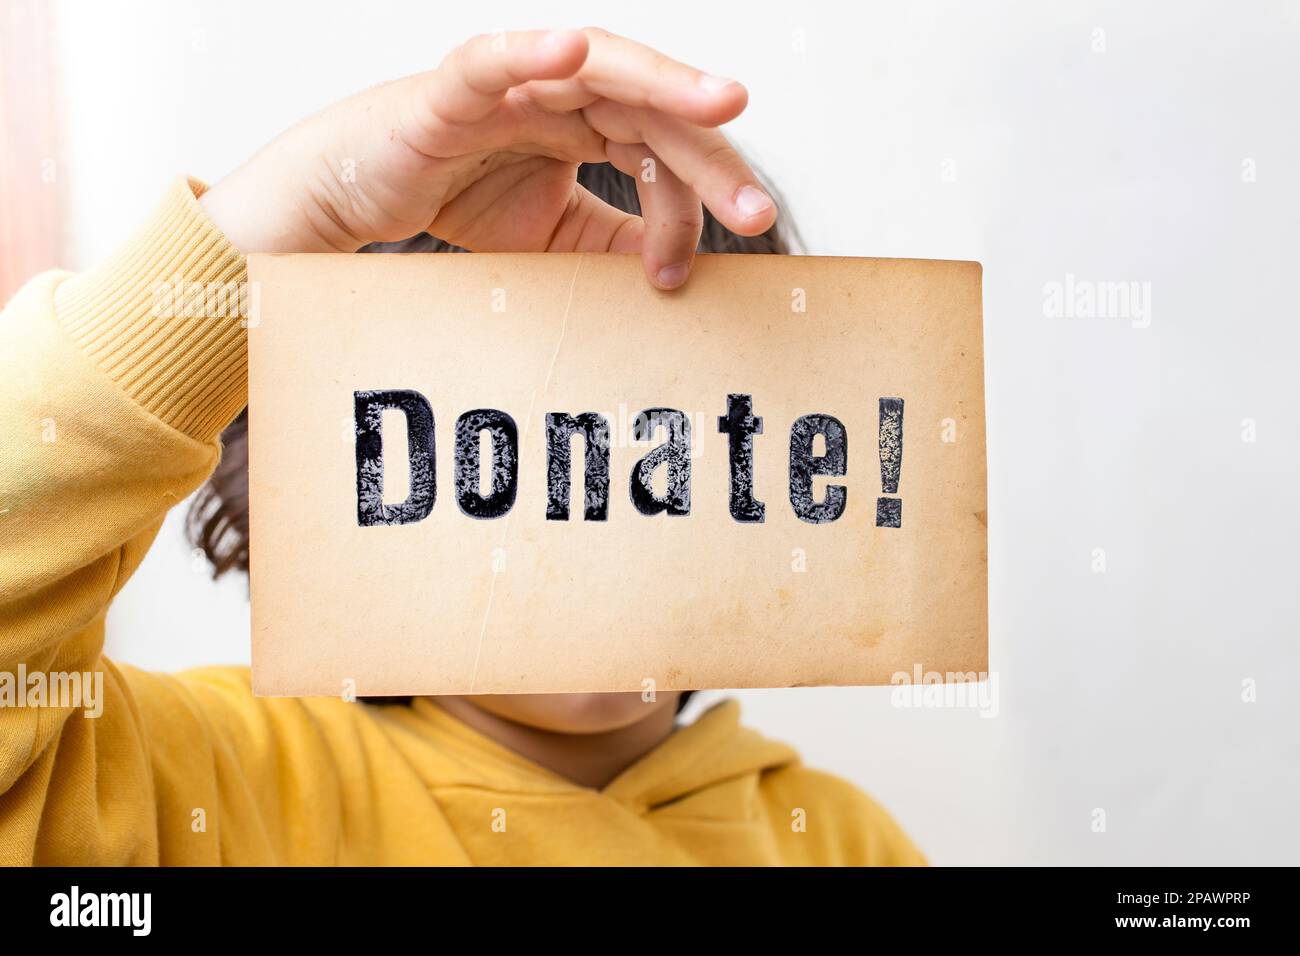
[200,28,776,288]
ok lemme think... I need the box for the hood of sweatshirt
[382,697,803,865]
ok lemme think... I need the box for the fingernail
[734,185,773,220]
[656,263,690,289]
[698,74,737,93]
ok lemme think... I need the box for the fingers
[585,99,777,237]
[606,143,702,289]
[519,27,746,128]
[418,26,772,292]
[427,29,589,123]
[635,110,777,236]
[413,98,607,164]
[579,28,748,127]
[545,185,645,255]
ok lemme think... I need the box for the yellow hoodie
[0,179,926,866]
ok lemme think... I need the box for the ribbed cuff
[54,177,249,443]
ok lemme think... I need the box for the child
[0,27,924,865]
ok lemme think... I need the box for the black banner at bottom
[0,866,1278,941]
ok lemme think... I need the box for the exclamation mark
[876,397,904,527]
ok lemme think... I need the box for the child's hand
[200,28,776,289]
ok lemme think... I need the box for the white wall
[50,0,1300,864]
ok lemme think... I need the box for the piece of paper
[246,252,986,696]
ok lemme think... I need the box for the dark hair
[188,160,798,706]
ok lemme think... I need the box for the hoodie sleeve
[0,178,353,864]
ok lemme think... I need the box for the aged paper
[246,252,986,696]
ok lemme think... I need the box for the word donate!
[354,391,906,528]
[247,253,986,697]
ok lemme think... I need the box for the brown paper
[246,252,986,696]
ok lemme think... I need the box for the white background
[43,0,1300,863]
